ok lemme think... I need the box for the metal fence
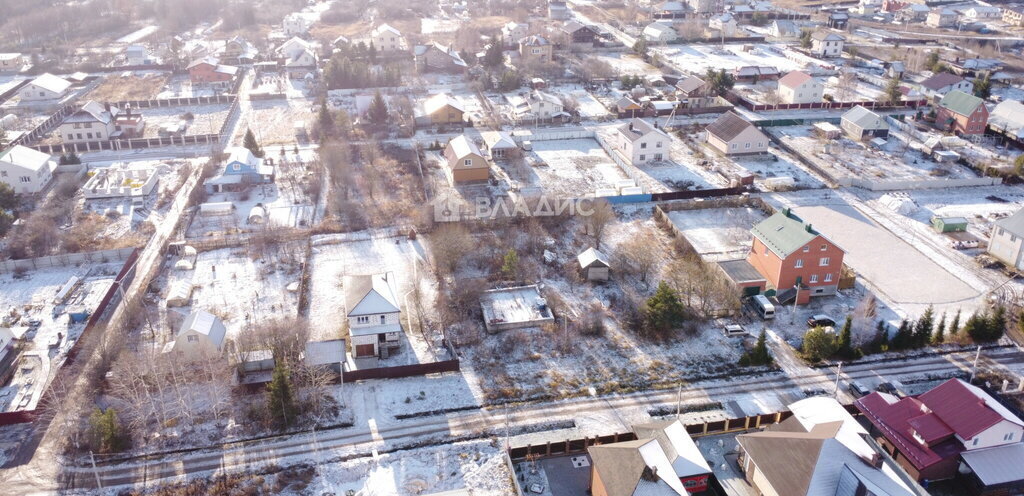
[0,247,136,273]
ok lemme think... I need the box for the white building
[811,32,845,58]
[283,13,313,36]
[166,310,226,361]
[0,53,25,73]
[989,208,1024,271]
[777,71,823,104]
[19,73,71,101]
[501,22,529,46]
[616,118,669,165]
[345,272,402,359]
[643,22,678,43]
[0,145,55,194]
[370,24,406,53]
[709,13,738,37]
[507,90,567,121]
[57,101,118,144]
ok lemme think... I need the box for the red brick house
[936,90,988,136]
[746,209,844,304]
[187,56,238,85]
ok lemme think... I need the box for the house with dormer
[206,147,274,193]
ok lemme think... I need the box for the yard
[654,43,824,74]
[140,103,231,138]
[667,207,768,261]
[87,73,170,102]
[502,138,630,198]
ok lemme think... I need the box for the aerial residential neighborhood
[1,0,1024,495]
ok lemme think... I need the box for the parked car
[723,323,747,337]
[807,314,836,328]
[848,381,871,397]
[876,382,899,395]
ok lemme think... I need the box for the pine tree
[875,320,890,351]
[740,329,773,366]
[838,315,853,358]
[986,306,1007,342]
[933,313,946,345]
[914,305,934,347]
[501,248,518,280]
[974,74,992,99]
[88,407,127,453]
[643,281,687,339]
[882,77,902,105]
[266,364,297,430]
[317,100,334,139]
[368,90,389,127]
[483,39,505,67]
[243,128,264,158]
[950,309,961,336]
[893,320,912,349]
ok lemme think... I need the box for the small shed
[174,259,194,271]
[577,247,610,281]
[166,281,194,307]
[932,216,968,233]
[933,150,960,163]
[813,122,841,139]
[248,205,266,224]
[304,339,346,375]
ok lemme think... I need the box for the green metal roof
[751,210,819,258]
[939,90,984,116]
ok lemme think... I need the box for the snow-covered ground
[667,207,768,261]
[421,17,462,34]
[655,43,823,75]
[544,84,612,120]
[589,53,658,75]
[517,138,630,198]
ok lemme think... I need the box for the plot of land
[247,99,317,145]
[517,139,630,198]
[87,73,170,102]
[140,103,231,138]
[589,53,658,75]
[655,43,821,74]
[667,207,768,261]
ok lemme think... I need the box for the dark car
[876,382,898,394]
[807,314,836,328]
[848,381,871,397]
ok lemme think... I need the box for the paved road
[31,346,1024,491]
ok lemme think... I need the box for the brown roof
[675,75,706,94]
[921,72,964,91]
[706,112,755,141]
[589,440,651,496]
[778,70,813,89]
[736,421,842,496]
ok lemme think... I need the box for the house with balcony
[345,272,402,359]
[746,208,845,304]
[615,118,670,166]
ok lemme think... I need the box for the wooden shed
[577,247,610,281]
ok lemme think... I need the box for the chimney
[629,121,634,131]
[806,224,813,232]
[860,452,883,468]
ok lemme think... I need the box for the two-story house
[518,35,553,65]
[220,36,258,65]
[928,8,959,28]
[206,147,274,193]
[370,24,406,53]
[987,208,1024,271]
[588,419,712,495]
[746,209,845,304]
[810,31,845,58]
[561,21,601,46]
[616,118,670,165]
[709,13,738,37]
[936,90,988,136]
[187,56,238,85]
[856,378,1024,486]
[345,272,402,359]
[507,90,567,122]
[19,73,71,102]
[777,71,823,104]
[283,13,312,36]
[414,42,467,73]
[501,22,529,47]
[58,101,122,144]
[0,53,25,73]
[0,145,56,194]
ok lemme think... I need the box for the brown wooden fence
[341,358,460,383]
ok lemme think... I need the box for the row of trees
[322,55,402,90]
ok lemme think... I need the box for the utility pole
[790,285,800,324]
[833,362,843,398]
[970,345,982,382]
[89,451,103,490]
[676,383,682,418]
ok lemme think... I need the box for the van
[752,295,775,319]
[723,323,746,337]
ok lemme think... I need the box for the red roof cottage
[746,209,845,304]
[855,378,1024,490]
[936,90,988,136]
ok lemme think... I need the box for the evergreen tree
[705,68,736,96]
[983,305,1007,342]
[799,29,812,48]
[925,50,940,72]
[243,128,264,158]
[974,74,992,99]
[802,326,839,362]
[740,329,773,366]
[892,320,912,349]
[317,100,334,139]
[838,315,853,358]
[874,320,890,351]
[914,305,934,347]
[368,42,377,64]
[483,39,505,67]
[266,364,297,430]
[882,77,902,105]
[643,281,687,338]
[933,313,946,345]
[498,70,520,91]
[632,38,648,57]
[88,407,127,453]
[368,90,389,127]
[501,248,518,280]
[950,309,962,336]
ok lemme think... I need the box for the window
[795,259,804,268]
[86,133,93,139]
[820,257,830,266]
[641,142,647,149]
[38,92,44,97]
[809,274,818,283]
[232,164,241,171]
[639,154,646,161]
[1004,432,1015,441]
[76,133,83,139]
[731,143,737,150]
[532,48,542,54]
[745,143,751,149]
[19,176,30,183]
[84,123,92,129]
[187,335,198,342]
[824,273,833,282]
[654,153,663,161]
[758,142,765,148]
[802,246,810,253]
[357,316,369,324]
[656,141,662,148]
[973,438,980,446]
[464,159,473,166]
[73,123,81,129]
[380,315,386,324]
[821,244,827,251]
[763,246,768,256]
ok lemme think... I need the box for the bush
[801,327,839,362]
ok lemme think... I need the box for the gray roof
[961,443,1024,486]
[178,310,227,348]
[989,100,1024,138]
[811,31,845,41]
[445,134,483,160]
[30,73,72,94]
[618,118,667,142]
[842,105,888,131]
[718,259,766,284]
[706,112,755,141]
[996,208,1024,238]
[675,75,706,94]
[344,272,400,316]
[304,339,346,366]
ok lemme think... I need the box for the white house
[0,53,25,73]
[19,73,72,101]
[57,101,119,144]
[501,22,529,47]
[927,8,958,28]
[709,13,738,37]
[989,208,1024,271]
[810,32,845,58]
[777,71,823,104]
[507,90,567,121]
[283,13,313,36]
[166,310,226,360]
[616,118,669,165]
[370,24,406,53]
[345,272,403,359]
[0,145,55,194]
[963,5,1002,20]
[643,22,678,43]
[920,72,973,99]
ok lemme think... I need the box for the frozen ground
[305,231,440,361]
[247,98,317,146]
[519,138,630,198]
[655,43,823,75]
[157,75,218,99]
[421,17,462,34]
[589,53,658,75]
[140,103,230,138]
[667,207,768,261]
[731,148,829,190]
[545,84,612,120]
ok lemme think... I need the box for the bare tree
[620,230,660,283]
[835,70,858,102]
[585,199,615,249]
[429,223,474,277]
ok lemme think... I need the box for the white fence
[0,247,136,273]
[839,176,1002,191]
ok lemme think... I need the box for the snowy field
[421,17,462,34]
[162,245,304,343]
[305,232,440,361]
[157,75,218,98]
[0,262,121,412]
[247,98,317,146]
[655,43,819,74]
[139,103,230,138]
[522,139,630,198]
[545,84,612,120]
[589,53,658,75]
[667,207,768,261]
[732,148,829,190]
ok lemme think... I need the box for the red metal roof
[907,413,954,444]
[855,393,962,471]
[917,379,1004,440]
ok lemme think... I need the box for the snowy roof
[519,35,550,46]
[423,93,464,115]
[30,73,71,94]
[224,147,260,168]
[656,1,686,12]
[178,310,227,348]
[842,105,888,131]
[344,272,400,317]
[304,339,346,366]
[588,438,688,496]
[481,131,516,150]
[372,24,402,37]
[577,247,610,269]
[446,134,483,160]
[989,100,1024,138]
[278,36,312,58]
[675,75,705,94]
[811,31,845,41]
[778,71,813,89]
[633,419,712,478]
[618,118,668,142]
[644,22,676,36]
[0,145,52,172]
[421,42,467,67]
[961,443,1024,486]
[187,56,219,69]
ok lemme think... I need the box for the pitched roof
[423,93,464,115]
[577,247,610,269]
[996,208,1024,237]
[842,105,889,130]
[30,73,71,94]
[855,392,963,470]
[811,31,845,41]
[519,35,550,46]
[938,90,985,116]
[344,272,400,316]
[187,56,219,69]
[738,422,840,496]
[445,134,483,160]
[632,419,712,478]
[961,443,1024,486]
[588,439,688,496]
[178,310,227,348]
[778,71,813,89]
[705,112,755,142]
[66,100,116,124]
[0,145,52,172]
[224,147,259,168]
[920,72,965,91]
[372,23,402,37]
[917,378,1024,439]
[750,210,826,259]
[618,118,668,142]
[675,75,706,94]
[989,100,1024,138]
[481,130,516,150]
